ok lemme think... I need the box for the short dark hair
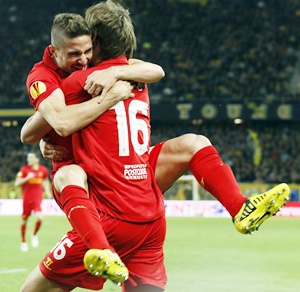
[51,13,91,49]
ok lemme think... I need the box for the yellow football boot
[83,248,129,286]
[233,183,290,234]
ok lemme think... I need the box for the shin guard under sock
[190,146,247,217]
[60,185,109,249]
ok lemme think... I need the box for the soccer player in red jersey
[20,9,165,292]
[15,152,52,252]
[31,11,291,236]
[21,2,166,291]
[20,1,290,291]
[22,12,164,256]
[53,2,166,290]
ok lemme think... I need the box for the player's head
[50,13,93,73]
[27,153,39,166]
[85,0,137,65]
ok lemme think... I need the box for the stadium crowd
[1,0,300,106]
[1,121,300,185]
[1,0,300,186]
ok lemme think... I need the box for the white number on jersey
[112,100,149,157]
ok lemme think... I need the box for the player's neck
[31,164,39,170]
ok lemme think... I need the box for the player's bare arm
[21,80,134,143]
[21,111,73,162]
[42,177,52,199]
[22,59,163,141]
[84,59,165,97]
[38,88,100,137]
[14,172,35,187]
[21,111,52,144]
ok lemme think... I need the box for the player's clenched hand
[98,80,134,104]
[85,67,119,98]
[26,172,35,180]
[39,139,69,161]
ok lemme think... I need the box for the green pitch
[0,216,299,291]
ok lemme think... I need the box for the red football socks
[190,146,247,217]
[33,221,41,235]
[60,185,110,249]
[21,223,26,242]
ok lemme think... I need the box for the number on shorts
[50,235,74,260]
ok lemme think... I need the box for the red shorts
[149,142,164,172]
[39,214,167,291]
[51,183,63,210]
[22,199,42,219]
[50,142,165,212]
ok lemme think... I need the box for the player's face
[53,35,93,74]
[27,153,38,166]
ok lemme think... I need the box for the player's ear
[49,45,57,56]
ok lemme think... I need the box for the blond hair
[85,0,137,60]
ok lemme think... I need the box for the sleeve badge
[29,81,47,99]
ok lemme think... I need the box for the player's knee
[35,213,43,221]
[194,134,212,149]
[54,164,87,193]
[180,133,211,155]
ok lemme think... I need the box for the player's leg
[20,208,30,252]
[153,133,211,192]
[54,165,127,284]
[20,265,65,292]
[154,133,245,213]
[22,230,107,291]
[153,133,290,234]
[53,164,111,249]
[153,134,245,211]
[54,164,88,192]
[21,266,64,292]
[31,210,43,248]
[126,285,163,292]
[113,217,167,292]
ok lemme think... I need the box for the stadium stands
[1,0,300,184]
[1,0,300,106]
[1,121,300,184]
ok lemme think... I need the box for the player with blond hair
[21,1,290,292]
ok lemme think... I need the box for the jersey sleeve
[17,166,28,178]
[61,71,91,105]
[41,166,49,179]
[26,68,62,110]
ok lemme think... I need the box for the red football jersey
[61,57,165,222]
[17,164,49,203]
[26,46,69,109]
[26,46,74,179]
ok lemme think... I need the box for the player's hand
[26,172,35,180]
[45,191,52,199]
[99,80,134,105]
[85,67,119,98]
[39,139,68,161]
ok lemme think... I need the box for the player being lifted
[20,1,290,291]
